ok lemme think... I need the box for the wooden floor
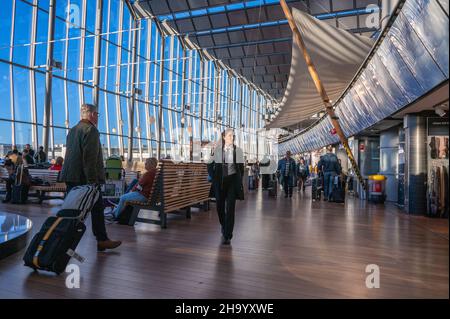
[0,188,448,299]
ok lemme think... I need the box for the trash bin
[368,175,387,203]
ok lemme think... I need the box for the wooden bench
[125,160,211,228]
[28,169,67,203]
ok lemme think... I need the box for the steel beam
[127,18,139,162]
[92,0,104,107]
[279,0,366,190]
[43,0,56,154]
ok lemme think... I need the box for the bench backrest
[147,161,210,213]
[28,169,60,184]
[0,166,9,179]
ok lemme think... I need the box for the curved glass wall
[0,0,270,161]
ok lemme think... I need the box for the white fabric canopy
[266,8,374,128]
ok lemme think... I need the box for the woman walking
[210,129,245,245]
[297,157,310,192]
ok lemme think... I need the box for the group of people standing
[276,151,311,198]
[276,146,343,200]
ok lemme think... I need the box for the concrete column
[380,126,400,202]
[404,114,427,215]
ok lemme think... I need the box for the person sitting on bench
[109,157,158,220]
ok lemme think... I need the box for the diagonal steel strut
[279,0,366,190]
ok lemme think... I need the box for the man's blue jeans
[113,191,147,218]
[323,172,335,200]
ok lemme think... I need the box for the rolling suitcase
[11,165,31,204]
[23,185,99,274]
[311,176,322,201]
[268,175,277,198]
[330,176,345,203]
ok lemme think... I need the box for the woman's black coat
[207,145,245,201]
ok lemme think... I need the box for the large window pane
[0,0,13,60]
[13,1,33,66]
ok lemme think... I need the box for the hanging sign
[427,117,449,136]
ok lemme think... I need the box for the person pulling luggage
[60,103,121,252]
[317,146,342,201]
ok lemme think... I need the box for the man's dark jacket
[60,120,105,184]
[318,153,342,174]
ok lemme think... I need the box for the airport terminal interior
[0,0,448,299]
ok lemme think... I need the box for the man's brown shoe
[97,240,122,252]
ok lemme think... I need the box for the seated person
[2,157,32,203]
[49,156,64,171]
[22,149,35,166]
[107,157,158,220]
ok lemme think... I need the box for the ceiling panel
[229,59,243,68]
[197,35,215,47]
[279,25,292,38]
[212,33,230,46]
[148,0,171,15]
[244,29,262,42]
[228,31,246,44]
[209,0,234,5]
[264,75,275,82]
[278,65,291,74]
[242,57,255,67]
[175,19,196,32]
[192,16,212,30]
[256,56,270,65]
[262,26,281,40]
[273,41,291,53]
[258,43,274,54]
[187,0,209,9]
[214,48,230,59]
[269,55,285,65]
[332,0,355,11]
[242,45,258,55]
[247,7,267,24]
[227,10,248,26]
[254,66,267,75]
[228,46,245,56]
[167,0,189,12]
[136,0,381,101]
[266,65,280,74]
[210,13,230,28]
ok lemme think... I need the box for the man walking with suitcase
[60,104,121,252]
[317,146,342,201]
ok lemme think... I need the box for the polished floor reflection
[0,188,448,298]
